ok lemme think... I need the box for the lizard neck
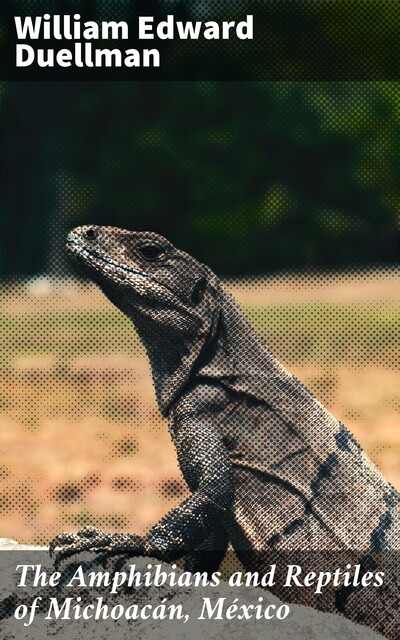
[135,282,286,416]
[196,286,285,390]
[131,305,220,417]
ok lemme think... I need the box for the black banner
[1,0,400,80]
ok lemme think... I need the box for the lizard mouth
[67,238,149,281]
[66,236,205,311]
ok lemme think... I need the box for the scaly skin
[50,226,400,638]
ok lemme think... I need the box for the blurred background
[1,82,399,276]
[0,81,399,543]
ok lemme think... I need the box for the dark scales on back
[50,226,400,638]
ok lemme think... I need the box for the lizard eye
[85,228,97,240]
[137,244,165,262]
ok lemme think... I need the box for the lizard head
[67,225,223,413]
[66,225,218,324]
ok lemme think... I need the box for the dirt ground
[0,268,398,543]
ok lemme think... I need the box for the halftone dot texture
[0,81,399,636]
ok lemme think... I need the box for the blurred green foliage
[0,81,399,276]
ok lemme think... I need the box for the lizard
[50,225,400,638]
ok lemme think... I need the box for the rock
[0,539,46,551]
[0,544,386,640]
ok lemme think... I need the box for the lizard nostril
[85,228,97,240]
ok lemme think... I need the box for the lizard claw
[49,531,78,558]
[49,526,113,569]
[49,526,151,570]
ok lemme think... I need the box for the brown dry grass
[0,269,399,544]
